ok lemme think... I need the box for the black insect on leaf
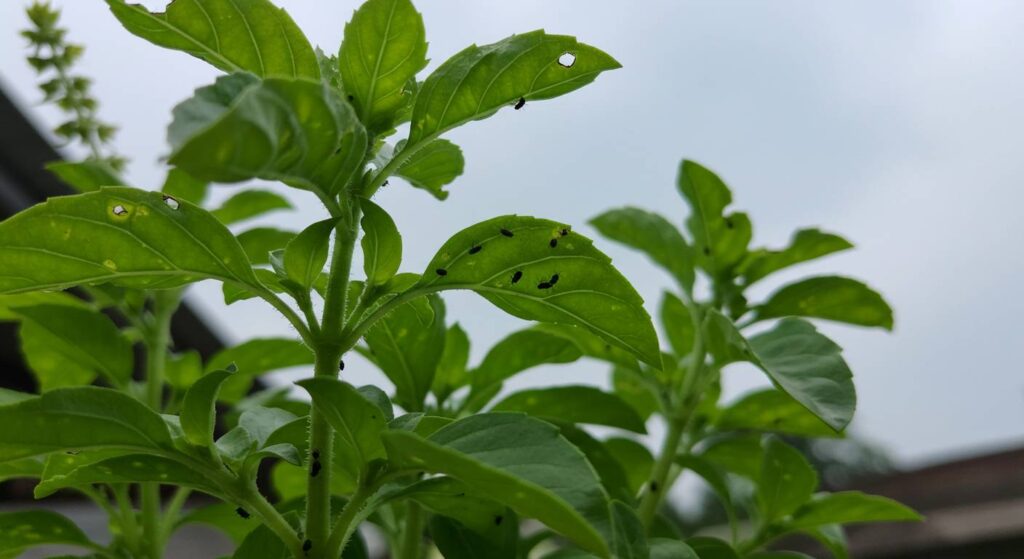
[236,507,250,519]
[514,97,525,110]
[436,268,448,276]
[550,238,558,248]
[469,245,482,254]
[500,228,514,237]
[511,270,523,284]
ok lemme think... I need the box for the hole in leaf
[558,52,576,68]
[162,195,180,210]
[112,205,127,216]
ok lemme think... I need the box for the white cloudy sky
[1,1,1022,468]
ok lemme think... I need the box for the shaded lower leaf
[685,537,739,559]
[212,190,291,226]
[758,438,818,524]
[740,228,853,286]
[649,538,699,559]
[590,207,694,292]
[430,514,516,559]
[177,502,258,545]
[717,389,837,438]
[207,338,314,402]
[0,387,172,462]
[46,160,121,193]
[604,437,653,496]
[237,228,296,266]
[381,413,612,557]
[491,385,646,433]
[298,378,387,467]
[0,509,97,555]
[35,454,222,498]
[181,369,233,447]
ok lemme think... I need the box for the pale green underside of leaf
[364,294,445,410]
[491,385,647,433]
[415,215,661,368]
[789,491,921,529]
[206,338,314,402]
[46,160,122,193]
[339,0,427,133]
[211,189,291,225]
[590,207,694,292]
[705,311,855,431]
[755,275,894,330]
[409,30,620,145]
[382,413,612,557]
[759,437,818,523]
[168,73,366,195]
[0,387,173,462]
[717,388,838,438]
[740,228,853,286]
[360,198,403,285]
[396,138,465,200]
[106,0,319,79]
[0,187,259,294]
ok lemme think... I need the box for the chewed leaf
[105,0,319,79]
[409,30,620,144]
[168,73,366,195]
[0,187,258,294]
[415,216,660,368]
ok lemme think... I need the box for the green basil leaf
[231,523,290,559]
[535,323,642,371]
[676,160,751,275]
[212,189,291,226]
[675,454,737,536]
[13,304,132,389]
[492,385,646,433]
[471,328,581,391]
[590,207,694,292]
[748,552,814,559]
[803,524,849,559]
[398,477,514,545]
[284,218,336,290]
[557,424,633,504]
[396,138,465,200]
[788,491,921,529]
[740,228,853,286]
[416,215,661,368]
[686,537,740,559]
[363,293,445,411]
[207,338,314,402]
[609,500,647,559]
[699,434,763,481]
[46,160,121,193]
[166,349,204,390]
[35,454,222,498]
[297,378,387,466]
[181,369,234,447]
[0,457,44,483]
[105,0,319,79]
[611,367,659,421]
[0,292,89,321]
[338,0,427,133]
[0,509,97,555]
[168,74,367,195]
[430,513,517,559]
[177,502,258,545]
[704,311,855,432]
[381,413,612,557]
[649,538,699,559]
[717,388,837,438]
[758,437,818,524]
[237,227,296,266]
[604,437,653,496]
[754,276,894,330]
[660,291,694,358]
[409,30,620,144]
[431,322,470,403]
[0,387,172,462]
[0,187,259,294]
[360,199,402,285]
[161,167,209,205]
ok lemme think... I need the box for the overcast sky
[1,1,1022,468]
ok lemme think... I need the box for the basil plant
[0,1,919,558]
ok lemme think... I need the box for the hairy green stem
[141,289,180,559]
[159,487,191,542]
[324,479,378,559]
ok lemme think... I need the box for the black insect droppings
[702,246,711,256]
[514,97,525,110]
[494,515,504,526]
[303,539,313,553]
[549,274,559,285]
[560,228,569,237]
[469,245,482,255]
[236,507,250,519]
[549,238,558,248]
[347,95,354,101]
[650,481,659,493]
[500,228,514,237]
[511,271,522,284]
[537,281,552,290]
[455,492,466,497]
[312,450,320,460]
[725,218,734,229]
[435,268,448,276]
[310,460,322,478]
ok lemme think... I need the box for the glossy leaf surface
[106,0,319,79]
[0,187,259,294]
[416,215,661,368]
